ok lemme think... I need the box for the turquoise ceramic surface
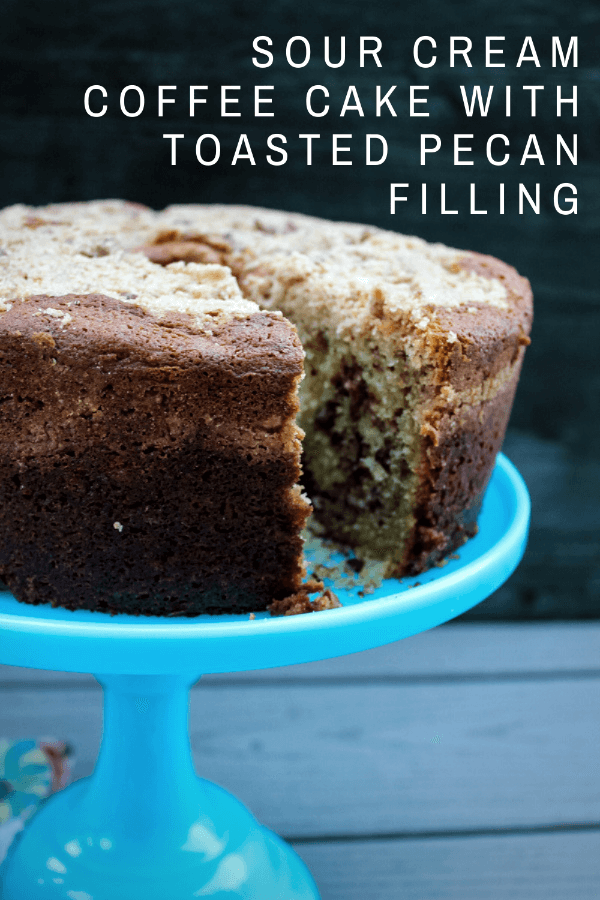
[0,454,529,899]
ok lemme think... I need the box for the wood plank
[2,622,599,685]
[295,831,600,900]
[2,677,599,836]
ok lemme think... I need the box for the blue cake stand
[0,454,529,899]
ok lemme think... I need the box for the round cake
[0,201,532,615]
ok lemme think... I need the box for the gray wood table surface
[2,621,599,899]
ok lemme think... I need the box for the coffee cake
[0,201,532,614]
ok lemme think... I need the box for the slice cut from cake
[0,201,532,615]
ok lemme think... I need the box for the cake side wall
[397,254,533,575]
[0,297,310,615]
[400,367,524,576]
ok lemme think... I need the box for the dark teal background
[1,0,598,617]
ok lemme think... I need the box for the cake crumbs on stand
[302,525,389,596]
[268,579,341,617]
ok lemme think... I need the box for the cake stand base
[1,674,318,899]
[0,456,530,899]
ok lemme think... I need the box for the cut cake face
[157,204,532,575]
[0,201,532,614]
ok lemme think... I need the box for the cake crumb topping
[0,202,258,331]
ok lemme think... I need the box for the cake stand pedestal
[0,454,529,900]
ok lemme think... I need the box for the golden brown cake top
[159,205,532,376]
[162,202,512,315]
[0,200,532,360]
[0,201,258,331]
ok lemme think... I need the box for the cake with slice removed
[0,201,532,614]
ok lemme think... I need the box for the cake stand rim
[0,454,530,674]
